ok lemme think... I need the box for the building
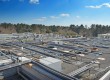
[48,40,64,45]
[0,34,17,40]
[98,33,110,38]
[39,57,62,72]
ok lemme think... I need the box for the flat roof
[39,57,61,65]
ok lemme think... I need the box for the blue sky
[0,0,110,26]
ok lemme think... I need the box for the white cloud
[103,3,110,8]
[86,2,110,8]
[76,16,80,18]
[29,0,39,4]
[50,16,59,19]
[35,13,70,22]
[60,13,70,17]
[41,17,46,19]
[35,17,47,21]
[86,5,102,8]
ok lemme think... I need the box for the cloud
[35,13,70,22]
[50,16,59,19]
[41,17,46,19]
[103,3,110,8]
[29,0,39,4]
[60,13,70,17]
[76,16,80,18]
[86,5,102,8]
[86,2,110,8]
[50,14,70,19]
[35,17,47,21]
[0,0,40,4]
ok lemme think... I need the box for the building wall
[2,67,17,78]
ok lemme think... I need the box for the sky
[0,0,110,26]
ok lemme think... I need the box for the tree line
[0,23,110,37]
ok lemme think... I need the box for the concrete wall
[1,67,17,78]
